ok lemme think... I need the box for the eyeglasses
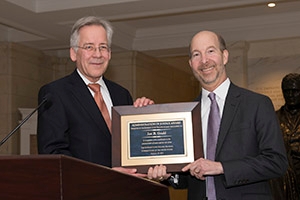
[75,44,110,52]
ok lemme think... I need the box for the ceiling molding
[0,0,300,61]
[6,0,140,13]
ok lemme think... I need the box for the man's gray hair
[70,16,113,51]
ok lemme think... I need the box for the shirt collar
[202,78,230,101]
[76,68,107,88]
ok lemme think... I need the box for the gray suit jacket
[174,83,287,200]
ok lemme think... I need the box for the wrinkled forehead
[190,31,220,50]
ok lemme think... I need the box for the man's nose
[92,48,103,56]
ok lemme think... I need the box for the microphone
[0,95,50,147]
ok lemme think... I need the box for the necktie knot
[88,83,100,93]
[208,92,216,102]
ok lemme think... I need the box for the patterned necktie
[206,92,220,200]
[88,83,111,133]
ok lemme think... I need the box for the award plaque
[111,102,203,173]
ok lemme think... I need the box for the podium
[0,155,170,200]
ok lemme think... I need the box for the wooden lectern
[0,155,170,200]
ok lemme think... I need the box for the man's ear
[70,47,77,61]
[223,49,229,65]
[188,59,192,69]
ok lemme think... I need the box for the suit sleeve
[221,95,288,188]
[37,85,73,156]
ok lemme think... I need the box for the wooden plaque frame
[112,102,203,173]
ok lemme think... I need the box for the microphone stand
[0,98,47,147]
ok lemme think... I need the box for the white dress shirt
[201,78,230,157]
[77,69,113,118]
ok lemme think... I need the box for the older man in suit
[147,30,288,200]
[37,16,153,176]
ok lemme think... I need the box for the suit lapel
[216,84,241,157]
[103,77,122,106]
[67,70,111,138]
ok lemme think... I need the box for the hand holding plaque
[111,102,203,173]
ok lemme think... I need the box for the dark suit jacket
[174,83,288,200]
[37,70,133,167]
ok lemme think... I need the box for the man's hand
[112,167,147,178]
[147,164,171,181]
[182,158,224,180]
[133,97,154,107]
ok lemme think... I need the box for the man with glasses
[37,16,153,176]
